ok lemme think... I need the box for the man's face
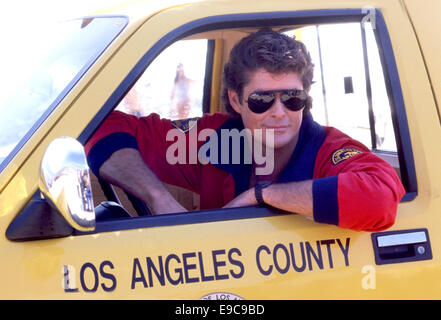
[228,69,305,150]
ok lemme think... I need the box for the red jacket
[85,111,405,231]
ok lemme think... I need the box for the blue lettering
[146,256,165,287]
[198,252,215,282]
[289,242,306,272]
[256,245,272,276]
[337,238,350,266]
[165,254,184,285]
[228,248,244,279]
[99,260,117,292]
[80,262,99,293]
[182,252,199,283]
[320,239,335,269]
[306,241,324,270]
[212,249,229,280]
[273,244,290,274]
[131,258,148,289]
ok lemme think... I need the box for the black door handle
[371,228,432,265]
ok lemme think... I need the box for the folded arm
[224,152,405,232]
[99,148,187,215]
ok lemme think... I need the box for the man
[85,29,405,231]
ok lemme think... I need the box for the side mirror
[39,137,95,231]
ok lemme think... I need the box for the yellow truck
[0,0,439,299]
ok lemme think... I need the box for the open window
[90,39,212,216]
[79,8,416,234]
[115,39,209,119]
[284,21,400,176]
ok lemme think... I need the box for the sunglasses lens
[247,93,275,114]
[281,91,306,111]
[247,90,307,113]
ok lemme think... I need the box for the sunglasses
[246,89,308,114]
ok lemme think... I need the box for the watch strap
[255,181,271,205]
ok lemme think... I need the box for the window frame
[203,39,216,114]
[78,8,417,235]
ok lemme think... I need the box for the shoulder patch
[332,148,362,165]
[171,117,199,133]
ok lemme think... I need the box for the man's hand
[149,192,188,215]
[223,188,257,208]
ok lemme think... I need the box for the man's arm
[262,181,313,218]
[223,181,313,219]
[224,169,404,232]
[99,148,187,215]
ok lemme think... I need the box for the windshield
[0,16,127,172]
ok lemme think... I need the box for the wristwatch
[254,181,272,205]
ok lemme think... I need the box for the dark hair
[222,28,314,117]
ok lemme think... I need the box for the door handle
[371,228,432,265]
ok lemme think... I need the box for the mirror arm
[6,191,74,242]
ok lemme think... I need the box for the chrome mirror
[39,137,95,231]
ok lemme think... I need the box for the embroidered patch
[171,117,199,133]
[332,148,362,165]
